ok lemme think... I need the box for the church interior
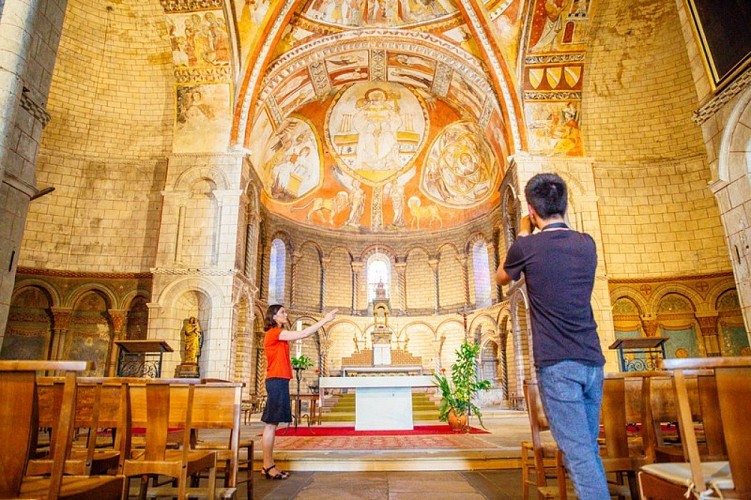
[2,0,751,497]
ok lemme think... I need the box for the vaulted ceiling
[164,0,589,232]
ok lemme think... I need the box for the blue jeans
[538,361,608,500]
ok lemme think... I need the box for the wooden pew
[639,357,751,498]
[29,377,129,476]
[0,360,124,499]
[122,380,220,499]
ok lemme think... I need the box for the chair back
[0,360,88,497]
[661,357,751,496]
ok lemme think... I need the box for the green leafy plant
[291,354,314,370]
[433,342,492,427]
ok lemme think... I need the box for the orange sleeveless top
[264,327,292,379]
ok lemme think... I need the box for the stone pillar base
[175,362,200,378]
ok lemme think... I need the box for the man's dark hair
[524,173,568,219]
[264,304,284,331]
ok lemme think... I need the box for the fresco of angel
[333,166,367,228]
[383,166,415,228]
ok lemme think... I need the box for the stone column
[458,253,470,306]
[50,307,73,362]
[107,309,128,376]
[432,336,445,372]
[428,258,439,314]
[0,0,68,340]
[290,250,303,309]
[394,260,407,314]
[320,257,330,312]
[696,314,721,356]
[351,260,363,315]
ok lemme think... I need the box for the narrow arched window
[367,252,391,303]
[472,240,492,308]
[268,239,286,304]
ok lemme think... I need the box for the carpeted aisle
[269,425,497,450]
[274,424,489,436]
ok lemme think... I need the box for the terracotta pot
[447,409,468,432]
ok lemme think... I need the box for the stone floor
[236,409,532,499]
[245,469,525,499]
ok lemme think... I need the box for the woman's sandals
[262,464,290,480]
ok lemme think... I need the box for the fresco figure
[353,88,403,171]
[383,166,414,228]
[182,317,204,364]
[271,146,312,200]
[346,179,366,227]
[530,0,572,52]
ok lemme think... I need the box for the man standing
[496,173,608,499]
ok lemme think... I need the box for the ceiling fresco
[149,0,598,232]
[254,82,500,233]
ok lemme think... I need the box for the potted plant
[291,354,314,391]
[433,342,492,431]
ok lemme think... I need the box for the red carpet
[274,424,489,436]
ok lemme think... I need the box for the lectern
[609,337,668,372]
[114,340,172,378]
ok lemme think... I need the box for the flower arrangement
[433,342,492,429]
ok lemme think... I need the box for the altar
[319,375,434,430]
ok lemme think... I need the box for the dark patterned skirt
[261,377,292,424]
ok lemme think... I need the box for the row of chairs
[0,360,252,499]
[521,356,751,499]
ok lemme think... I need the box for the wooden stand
[114,340,173,378]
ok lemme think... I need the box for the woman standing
[260,304,337,479]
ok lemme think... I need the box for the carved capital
[695,314,719,337]
[108,309,129,335]
[640,316,659,337]
[51,307,73,331]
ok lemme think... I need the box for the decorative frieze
[20,87,51,127]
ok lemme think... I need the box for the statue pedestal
[175,362,200,379]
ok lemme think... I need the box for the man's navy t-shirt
[503,229,605,368]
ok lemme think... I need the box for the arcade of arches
[1,0,751,404]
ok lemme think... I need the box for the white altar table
[319,375,434,430]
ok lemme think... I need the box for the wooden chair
[645,371,726,464]
[29,377,129,476]
[190,382,250,499]
[522,380,570,499]
[122,381,218,499]
[0,360,124,499]
[639,357,751,499]
[600,373,658,499]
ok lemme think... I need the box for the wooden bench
[0,361,124,499]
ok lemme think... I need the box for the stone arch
[238,28,521,151]
[609,286,650,315]
[714,84,751,331]
[650,284,704,313]
[174,166,230,192]
[11,279,61,308]
[405,246,435,312]
[2,284,56,361]
[437,244,463,310]
[63,283,118,310]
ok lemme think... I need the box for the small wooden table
[291,393,320,428]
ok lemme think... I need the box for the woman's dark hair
[524,173,568,219]
[264,304,284,331]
